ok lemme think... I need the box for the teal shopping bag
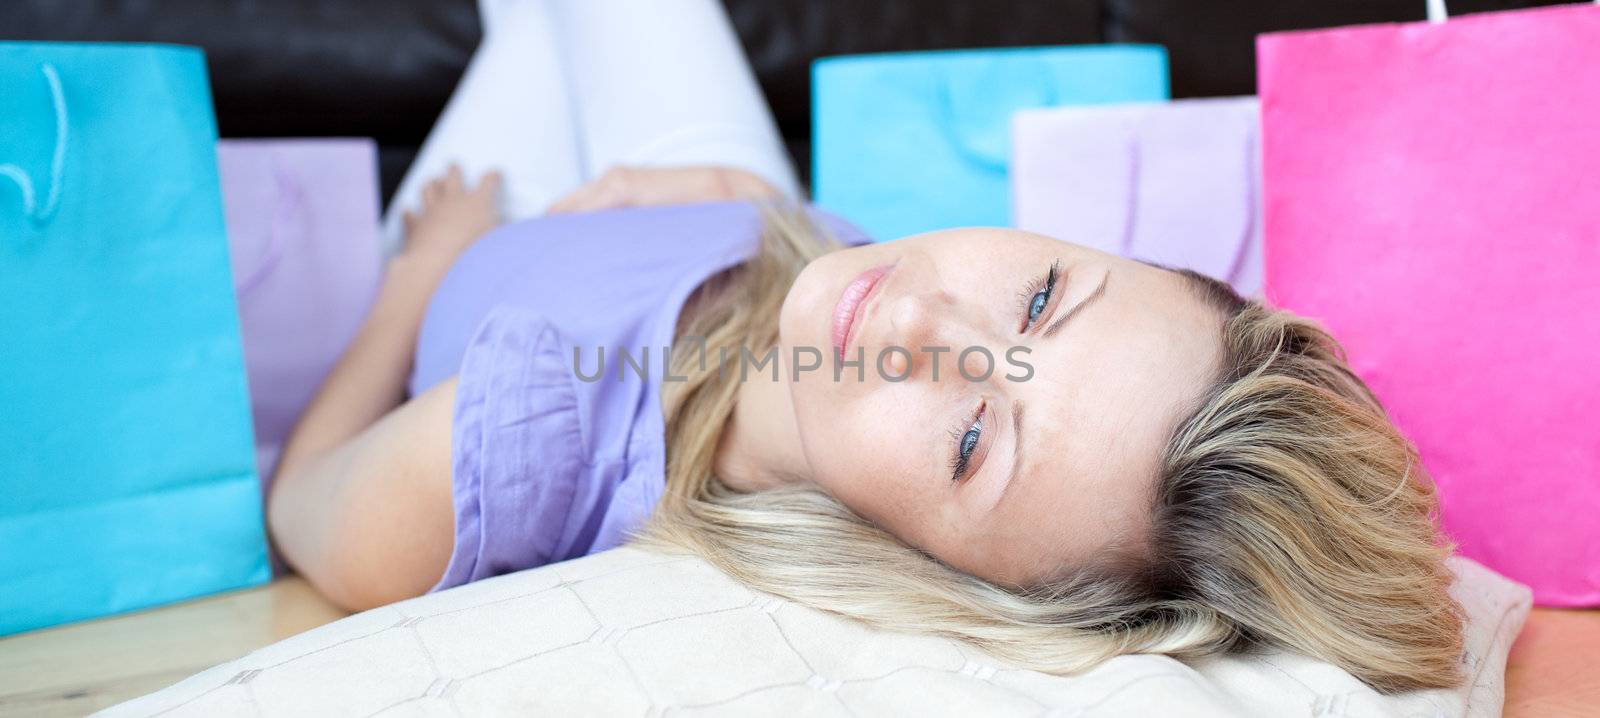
[0,43,268,635]
[812,46,1169,241]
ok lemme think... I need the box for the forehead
[909,226,1065,257]
[961,254,1224,584]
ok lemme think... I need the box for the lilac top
[410,202,869,591]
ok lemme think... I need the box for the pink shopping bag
[217,139,384,495]
[1012,97,1262,296]
[1259,3,1600,605]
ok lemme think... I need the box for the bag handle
[232,152,298,297]
[1431,0,1598,23]
[0,63,68,223]
[1116,118,1259,289]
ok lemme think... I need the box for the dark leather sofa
[2,0,1570,204]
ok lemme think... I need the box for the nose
[889,290,949,348]
[883,291,990,379]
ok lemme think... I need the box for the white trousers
[381,0,799,252]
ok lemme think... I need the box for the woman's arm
[268,167,499,611]
[269,163,765,610]
[268,377,458,611]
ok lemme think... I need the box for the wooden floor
[0,578,346,717]
[0,579,1594,717]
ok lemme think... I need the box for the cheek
[792,383,932,530]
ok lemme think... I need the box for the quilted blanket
[103,548,1529,717]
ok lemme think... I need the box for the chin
[778,254,836,352]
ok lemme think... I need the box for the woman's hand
[398,165,504,275]
[546,165,779,214]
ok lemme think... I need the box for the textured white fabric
[380,0,799,254]
[103,549,1528,717]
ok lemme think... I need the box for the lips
[831,264,894,360]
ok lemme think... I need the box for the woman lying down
[267,0,1462,696]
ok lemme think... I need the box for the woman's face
[778,229,1225,586]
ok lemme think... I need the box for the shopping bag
[218,139,384,494]
[0,43,267,634]
[1012,97,1262,295]
[1259,3,1600,605]
[813,46,1168,241]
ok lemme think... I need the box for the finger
[474,172,505,221]
[552,172,618,213]
[446,164,464,192]
[547,182,597,214]
[402,209,416,231]
[475,170,504,197]
[423,179,441,204]
[592,177,631,211]
[602,166,633,195]
[566,168,630,213]
[582,174,631,212]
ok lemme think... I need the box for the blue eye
[1019,261,1061,331]
[949,408,985,482]
[960,425,981,458]
[1028,290,1049,321]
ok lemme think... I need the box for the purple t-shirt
[410,202,868,591]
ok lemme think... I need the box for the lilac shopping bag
[1260,3,1600,605]
[217,139,384,493]
[1011,97,1262,295]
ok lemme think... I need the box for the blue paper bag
[813,46,1169,241]
[0,43,267,635]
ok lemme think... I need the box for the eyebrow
[1041,271,1110,339]
[983,399,1026,515]
[993,271,1110,512]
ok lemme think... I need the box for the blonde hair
[637,207,1463,694]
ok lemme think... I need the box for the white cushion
[101,548,1530,717]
